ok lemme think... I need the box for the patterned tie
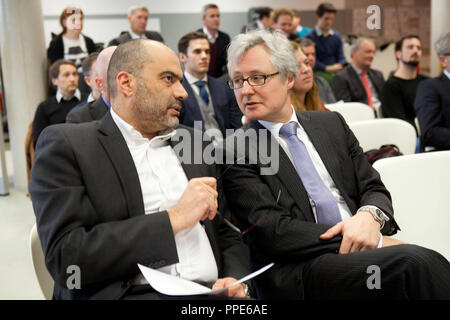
[360,71,373,109]
[280,121,342,226]
[194,81,210,106]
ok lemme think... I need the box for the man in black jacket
[30,39,250,300]
[108,5,164,46]
[332,38,384,110]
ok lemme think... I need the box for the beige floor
[0,150,44,300]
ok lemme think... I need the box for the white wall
[42,0,346,48]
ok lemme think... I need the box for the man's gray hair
[350,37,376,57]
[128,5,149,17]
[435,31,450,56]
[202,3,218,17]
[227,29,298,80]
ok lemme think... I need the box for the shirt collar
[314,25,335,37]
[110,107,176,148]
[258,106,301,138]
[256,20,265,29]
[56,89,81,103]
[184,70,208,85]
[444,69,450,80]
[129,30,145,39]
[203,26,218,43]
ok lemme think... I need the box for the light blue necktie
[280,121,341,226]
[194,81,210,106]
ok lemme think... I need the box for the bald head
[95,46,117,101]
[107,39,173,100]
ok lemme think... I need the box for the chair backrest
[373,151,450,261]
[325,102,375,123]
[348,118,417,155]
[29,223,54,300]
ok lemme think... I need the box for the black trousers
[256,244,450,300]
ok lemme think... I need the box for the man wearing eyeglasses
[222,29,450,299]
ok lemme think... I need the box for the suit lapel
[207,76,226,132]
[347,67,366,101]
[182,79,204,129]
[96,113,145,218]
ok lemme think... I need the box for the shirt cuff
[377,232,383,248]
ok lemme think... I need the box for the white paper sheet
[137,262,274,296]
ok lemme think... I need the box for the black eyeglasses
[227,72,280,90]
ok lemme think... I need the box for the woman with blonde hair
[290,41,326,111]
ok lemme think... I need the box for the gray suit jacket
[29,113,250,299]
[66,97,109,123]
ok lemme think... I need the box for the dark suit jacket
[179,76,242,136]
[29,113,250,299]
[332,66,384,104]
[197,28,230,78]
[108,31,164,46]
[222,110,399,299]
[414,73,450,151]
[66,97,109,123]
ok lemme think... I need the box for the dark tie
[194,81,210,106]
[280,121,341,226]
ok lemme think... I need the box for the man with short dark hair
[415,31,450,151]
[197,4,230,79]
[178,32,242,140]
[306,3,346,80]
[32,59,87,147]
[241,7,273,33]
[381,35,427,133]
[108,5,164,46]
[80,52,100,103]
[30,39,250,300]
[332,38,384,109]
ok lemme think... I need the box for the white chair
[325,102,375,123]
[373,151,450,261]
[348,118,417,155]
[30,223,54,300]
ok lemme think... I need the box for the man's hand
[211,278,247,298]
[382,236,407,247]
[320,211,381,254]
[168,177,218,235]
[325,63,344,74]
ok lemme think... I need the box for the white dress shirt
[202,26,218,44]
[110,108,218,284]
[184,70,210,98]
[259,107,383,247]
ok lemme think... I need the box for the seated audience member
[197,4,230,79]
[29,39,250,300]
[178,32,242,140]
[66,46,116,123]
[241,7,274,33]
[380,35,428,133]
[272,8,299,41]
[306,3,346,82]
[33,59,87,148]
[332,38,384,110]
[80,52,100,104]
[47,6,98,68]
[108,5,164,46]
[415,31,450,151]
[297,38,337,104]
[290,41,326,111]
[223,29,450,300]
[292,10,311,38]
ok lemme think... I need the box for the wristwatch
[241,283,250,298]
[358,206,390,230]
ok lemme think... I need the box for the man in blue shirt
[306,3,346,83]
